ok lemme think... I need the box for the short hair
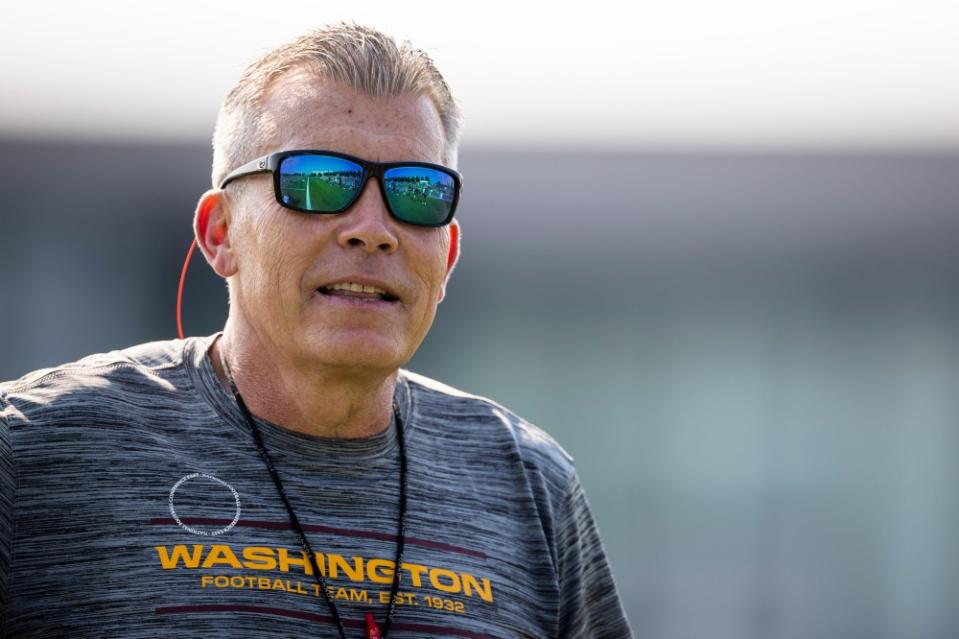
[211,23,463,190]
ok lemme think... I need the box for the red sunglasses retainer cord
[176,238,198,340]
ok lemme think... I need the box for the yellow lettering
[462,574,494,603]
[277,548,313,575]
[242,546,278,571]
[401,562,428,587]
[378,591,413,605]
[328,553,363,583]
[160,544,488,604]
[155,544,204,569]
[366,558,395,584]
[314,552,327,576]
[429,568,461,594]
[350,588,369,602]
[201,544,242,569]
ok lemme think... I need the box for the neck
[209,326,397,439]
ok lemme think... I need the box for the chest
[7,433,558,638]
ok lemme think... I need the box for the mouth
[316,281,400,303]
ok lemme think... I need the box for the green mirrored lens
[383,166,456,225]
[278,155,364,212]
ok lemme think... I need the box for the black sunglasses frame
[219,149,463,227]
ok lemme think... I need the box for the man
[0,24,632,638]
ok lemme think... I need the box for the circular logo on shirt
[168,473,241,536]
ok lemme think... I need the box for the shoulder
[0,337,198,426]
[400,369,575,493]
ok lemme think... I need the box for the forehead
[261,68,447,164]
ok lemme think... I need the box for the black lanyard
[224,366,407,639]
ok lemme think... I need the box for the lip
[313,276,402,302]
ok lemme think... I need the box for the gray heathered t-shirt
[0,334,632,638]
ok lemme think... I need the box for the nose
[335,176,399,254]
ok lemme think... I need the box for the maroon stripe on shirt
[155,604,497,639]
[148,517,488,559]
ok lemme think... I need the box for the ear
[193,189,238,279]
[438,221,461,303]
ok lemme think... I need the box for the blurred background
[2,2,958,637]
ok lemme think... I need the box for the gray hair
[211,23,463,190]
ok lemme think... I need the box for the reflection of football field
[284,177,450,218]
[285,177,354,209]
[387,191,449,219]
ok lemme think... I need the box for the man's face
[226,70,457,374]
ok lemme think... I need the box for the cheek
[236,211,300,297]
[412,232,452,303]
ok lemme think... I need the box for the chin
[301,332,409,372]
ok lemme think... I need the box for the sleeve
[0,407,16,629]
[556,472,634,639]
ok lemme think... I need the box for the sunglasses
[219,149,462,227]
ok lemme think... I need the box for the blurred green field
[285,176,450,220]
[283,176,354,209]
[386,190,449,219]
